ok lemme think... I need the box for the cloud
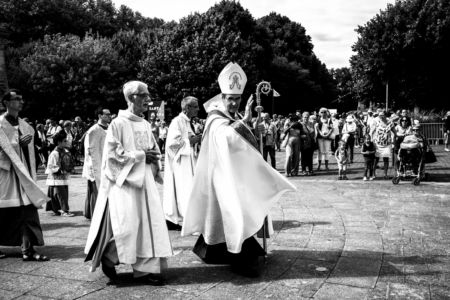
[313,33,342,42]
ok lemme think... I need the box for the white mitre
[218,62,247,95]
[204,62,247,114]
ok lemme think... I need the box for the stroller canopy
[400,134,421,150]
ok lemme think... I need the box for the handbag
[424,147,437,164]
[313,140,319,151]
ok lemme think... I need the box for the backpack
[57,148,74,173]
[317,118,333,139]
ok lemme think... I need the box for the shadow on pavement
[105,250,446,287]
[0,245,86,261]
[31,245,86,261]
[41,221,90,231]
[426,173,450,182]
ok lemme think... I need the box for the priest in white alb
[0,90,49,262]
[181,62,296,277]
[84,81,172,286]
[163,96,201,228]
[82,107,111,219]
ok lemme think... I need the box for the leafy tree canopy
[139,0,273,115]
[18,33,129,118]
[351,0,450,109]
[139,1,336,116]
[0,0,164,46]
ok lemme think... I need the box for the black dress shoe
[101,263,118,280]
[135,273,165,286]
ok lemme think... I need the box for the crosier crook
[255,80,271,256]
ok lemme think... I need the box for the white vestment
[181,104,296,254]
[163,112,197,225]
[0,114,47,208]
[82,122,107,189]
[84,110,172,270]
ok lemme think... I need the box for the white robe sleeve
[82,130,95,181]
[165,117,191,162]
[45,151,61,174]
[103,122,145,188]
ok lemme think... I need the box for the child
[334,140,349,180]
[45,130,74,217]
[361,134,376,180]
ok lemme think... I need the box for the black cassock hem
[193,234,266,265]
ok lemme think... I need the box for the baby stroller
[392,135,427,185]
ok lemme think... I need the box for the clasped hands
[144,149,161,164]
[19,134,33,147]
[189,134,202,146]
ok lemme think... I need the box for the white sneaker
[445,148,450,152]
[363,177,368,181]
[369,177,375,181]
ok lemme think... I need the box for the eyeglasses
[132,93,150,98]
[10,96,23,101]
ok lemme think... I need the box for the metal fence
[421,122,445,144]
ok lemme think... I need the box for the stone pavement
[0,146,449,299]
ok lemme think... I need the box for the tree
[139,0,272,115]
[330,67,358,111]
[18,33,129,119]
[351,0,450,109]
[0,0,164,46]
[257,13,337,113]
[110,28,161,76]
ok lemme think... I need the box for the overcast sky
[112,0,395,69]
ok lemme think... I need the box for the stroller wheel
[412,178,420,186]
[392,177,400,185]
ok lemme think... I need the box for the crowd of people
[0,61,447,286]
[20,95,447,184]
[253,107,440,180]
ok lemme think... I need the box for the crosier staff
[255,80,271,254]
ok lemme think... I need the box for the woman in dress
[373,111,396,179]
[314,108,333,171]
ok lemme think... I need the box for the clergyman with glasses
[84,81,172,286]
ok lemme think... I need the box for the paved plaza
[0,146,449,299]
